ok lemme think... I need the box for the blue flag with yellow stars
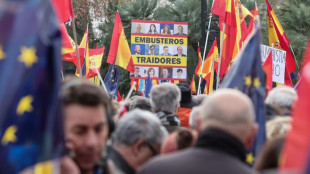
[0,0,64,173]
[144,74,153,98]
[220,28,266,166]
[104,64,120,98]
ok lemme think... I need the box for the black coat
[138,129,258,174]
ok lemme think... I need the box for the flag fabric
[117,91,122,102]
[221,28,266,165]
[195,46,203,76]
[196,40,219,79]
[60,23,75,62]
[51,0,74,23]
[266,0,296,74]
[211,0,226,18]
[74,27,89,77]
[107,12,134,72]
[0,0,64,173]
[144,74,153,98]
[263,52,273,91]
[103,65,120,98]
[87,47,105,79]
[208,68,215,94]
[280,41,310,173]
[248,2,259,34]
[190,75,196,94]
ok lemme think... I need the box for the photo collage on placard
[130,20,188,80]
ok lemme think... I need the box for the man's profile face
[177,47,183,54]
[163,69,168,77]
[134,68,140,75]
[135,45,141,54]
[65,104,109,172]
[163,47,169,55]
[178,26,183,33]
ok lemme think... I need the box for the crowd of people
[51,78,297,174]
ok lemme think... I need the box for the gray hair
[129,96,152,111]
[189,106,200,129]
[150,83,181,113]
[265,86,297,113]
[112,109,167,146]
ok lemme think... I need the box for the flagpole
[216,23,226,90]
[71,19,82,78]
[197,0,215,95]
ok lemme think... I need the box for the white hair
[150,83,181,113]
[112,109,167,146]
[189,107,200,129]
[265,86,297,113]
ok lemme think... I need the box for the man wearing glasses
[148,45,156,55]
[108,109,167,174]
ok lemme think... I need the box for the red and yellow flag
[266,0,296,74]
[248,2,259,34]
[263,52,273,91]
[190,75,196,94]
[197,40,219,79]
[107,12,134,72]
[87,47,105,79]
[60,23,75,63]
[75,27,89,77]
[195,46,203,76]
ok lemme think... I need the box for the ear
[195,115,202,133]
[245,123,258,148]
[132,139,146,156]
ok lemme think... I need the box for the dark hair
[163,25,171,34]
[62,80,109,109]
[135,67,140,70]
[149,24,157,33]
[147,68,155,74]
[149,45,155,49]
[177,69,183,73]
[163,45,168,49]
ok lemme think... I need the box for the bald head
[198,89,256,145]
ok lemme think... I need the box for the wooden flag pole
[216,23,226,90]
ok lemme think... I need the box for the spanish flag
[194,46,203,76]
[60,23,75,63]
[266,0,296,74]
[190,75,196,94]
[87,47,105,79]
[107,12,134,72]
[75,27,89,78]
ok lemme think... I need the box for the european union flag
[221,28,266,166]
[144,74,153,98]
[0,0,64,173]
[104,64,119,98]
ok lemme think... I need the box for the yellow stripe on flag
[34,161,53,174]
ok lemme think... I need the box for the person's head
[134,67,140,76]
[149,24,156,32]
[266,116,292,141]
[178,25,184,33]
[134,45,141,54]
[193,94,207,106]
[149,45,155,54]
[112,109,167,171]
[147,68,155,77]
[177,46,183,55]
[129,96,152,111]
[189,106,200,130]
[163,46,169,55]
[177,69,183,78]
[197,89,257,147]
[160,128,198,154]
[136,24,142,33]
[61,80,111,172]
[162,68,168,78]
[150,83,181,114]
[265,86,297,115]
[163,25,170,34]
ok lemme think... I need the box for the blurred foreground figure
[150,83,181,133]
[62,80,115,174]
[265,86,297,116]
[138,89,258,174]
[108,109,167,174]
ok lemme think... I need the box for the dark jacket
[138,129,258,174]
[108,147,135,174]
[156,111,181,134]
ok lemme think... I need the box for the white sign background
[261,45,286,84]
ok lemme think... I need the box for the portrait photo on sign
[173,68,187,79]
[173,24,188,35]
[145,23,160,34]
[145,44,159,55]
[131,44,145,55]
[130,67,142,77]
[159,67,173,78]
[160,24,174,35]
[131,23,145,34]
[159,45,173,56]
[172,46,187,57]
